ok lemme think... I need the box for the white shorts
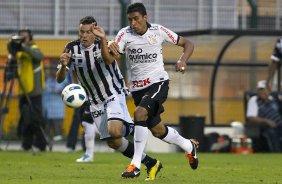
[89,93,133,139]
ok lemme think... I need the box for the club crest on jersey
[147,34,158,45]
[93,50,103,63]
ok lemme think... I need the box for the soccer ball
[61,83,86,108]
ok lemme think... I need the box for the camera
[5,35,25,81]
[7,34,26,56]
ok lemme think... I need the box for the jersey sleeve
[271,38,282,62]
[159,25,179,45]
[246,96,259,117]
[115,29,127,54]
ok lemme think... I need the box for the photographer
[7,29,46,151]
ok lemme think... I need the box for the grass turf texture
[0,151,281,184]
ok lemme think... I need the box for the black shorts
[131,80,169,128]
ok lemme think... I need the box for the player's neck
[138,25,148,35]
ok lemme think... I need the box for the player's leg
[119,93,135,137]
[106,135,161,179]
[76,103,97,162]
[144,83,199,169]
[123,81,167,173]
[104,95,162,180]
[76,121,95,162]
[149,120,199,169]
[116,92,162,180]
[121,89,150,175]
[137,80,199,170]
[147,106,199,169]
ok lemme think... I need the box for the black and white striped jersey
[64,39,126,104]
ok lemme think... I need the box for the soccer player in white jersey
[108,2,199,178]
[56,16,162,180]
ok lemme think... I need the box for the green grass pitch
[0,151,281,184]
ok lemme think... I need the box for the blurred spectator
[246,80,282,152]
[7,28,46,151]
[42,68,69,141]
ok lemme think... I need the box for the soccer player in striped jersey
[56,16,162,180]
[108,2,199,178]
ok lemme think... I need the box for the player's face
[79,24,95,48]
[127,12,148,35]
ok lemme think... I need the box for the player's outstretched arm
[175,36,194,74]
[56,51,70,83]
[92,25,115,65]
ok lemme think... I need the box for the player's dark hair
[18,28,33,40]
[80,16,97,25]
[127,2,147,16]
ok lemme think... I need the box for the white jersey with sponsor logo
[115,23,179,91]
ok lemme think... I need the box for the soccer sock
[117,137,130,154]
[131,121,148,169]
[117,137,147,161]
[82,122,95,158]
[141,155,157,170]
[161,126,193,153]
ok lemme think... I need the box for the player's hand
[108,41,120,56]
[175,60,187,74]
[59,52,71,66]
[92,25,106,39]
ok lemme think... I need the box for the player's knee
[108,123,123,138]
[134,107,148,121]
[150,129,163,138]
[150,123,166,138]
[107,138,121,149]
[109,129,123,138]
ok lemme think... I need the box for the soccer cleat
[76,154,93,163]
[145,160,163,181]
[186,139,199,170]
[121,164,140,178]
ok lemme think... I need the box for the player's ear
[143,15,148,21]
